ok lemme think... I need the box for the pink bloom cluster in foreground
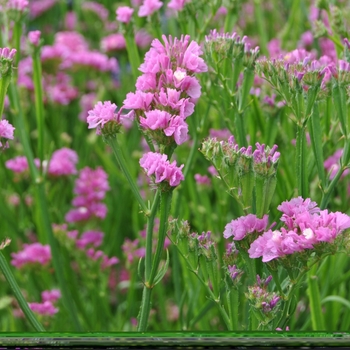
[0,119,15,150]
[65,167,110,223]
[11,243,51,268]
[245,197,350,262]
[224,214,269,240]
[140,152,184,187]
[123,34,207,146]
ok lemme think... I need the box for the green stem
[123,25,141,81]
[149,191,172,285]
[0,251,45,332]
[228,287,239,330]
[12,21,22,71]
[253,0,269,56]
[8,82,83,331]
[145,190,161,280]
[138,191,173,331]
[32,46,45,173]
[307,264,325,330]
[295,125,308,198]
[107,137,149,215]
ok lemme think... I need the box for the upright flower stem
[307,264,325,330]
[0,251,45,332]
[138,191,172,331]
[32,45,45,173]
[8,82,83,331]
[122,24,141,82]
[295,124,309,198]
[107,137,149,215]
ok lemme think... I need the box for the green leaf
[153,249,170,286]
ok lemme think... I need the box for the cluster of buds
[204,30,260,70]
[200,136,280,215]
[204,31,259,113]
[246,275,280,324]
[256,50,350,124]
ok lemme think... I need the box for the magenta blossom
[138,0,163,17]
[48,147,78,177]
[116,6,134,23]
[224,214,269,240]
[0,119,15,150]
[11,243,51,268]
[140,152,184,187]
[28,30,41,46]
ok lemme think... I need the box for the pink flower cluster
[140,152,184,187]
[123,34,207,146]
[29,289,61,317]
[11,243,51,268]
[224,214,269,240]
[0,119,15,150]
[48,147,78,177]
[65,166,110,223]
[247,197,350,262]
[76,231,119,270]
[41,31,118,73]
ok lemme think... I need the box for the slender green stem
[138,191,173,331]
[107,137,149,215]
[8,82,83,331]
[0,251,45,332]
[253,0,269,56]
[145,190,161,280]
[295,125,308,198]
[32,45,45,173]
[149,191,172,285]
[12,21,22,71]
[122,24,141,81]
[307,264,325,330]
[228,287,239,330]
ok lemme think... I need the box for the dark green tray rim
[0,332,350,346]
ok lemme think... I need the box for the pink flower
[41,289,61,303]
[28,30,41,46]
[87,101,118,129]
[224,214,269,240]
[194,174,211,186]
[167,0,187,11]
[0,119,15,150]
[76,231,104,250]
[65,167,110,223]
[11,243,51,268]
[101,34,126,52]
[6,156,29,173]
[116,6,134,23]
[138,0,163,17]
[6,0,29,11]
[123,91,154,110]
[140,109,171,130]
[29,301,58,316]
[140,152,184,187]
[48,147,78,177]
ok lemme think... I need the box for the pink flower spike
[28,30,41,46]
[116,6,134,23]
